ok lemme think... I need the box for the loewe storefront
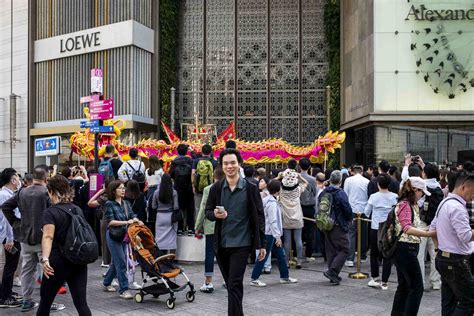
[341,0,474,167]
[28,1,160,169]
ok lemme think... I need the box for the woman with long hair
[391,177,435,315]
[125,180,147,223]
[152,174,179,253]
[102,180,142,299]
[37,175,92,315]
[145,155,163,232]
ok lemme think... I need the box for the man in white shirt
[117,148,145,183]
[343,165,369,267]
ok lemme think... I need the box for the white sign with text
[34,20,154,62]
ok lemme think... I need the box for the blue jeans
[283,228,303,262]
[103,231,128,293]
[255,249,271,270]
[205,235,215,277]
[251,235,289,280]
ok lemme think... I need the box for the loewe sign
[34,20,154,62]
[60,31,101,53]
[405,4,474,21]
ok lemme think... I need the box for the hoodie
[262,195,283,239]
[319,185,353,232]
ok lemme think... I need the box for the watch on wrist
[40,257,49,264]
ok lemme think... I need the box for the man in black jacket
[205,149,266,316]
[170,144,195,235]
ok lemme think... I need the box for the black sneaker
[177,230,184,236]
[323,270,340,285]
[187,230,195,236]
[10,291,22,300]
[0,296,22,308]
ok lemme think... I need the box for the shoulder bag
[108,201,129,242]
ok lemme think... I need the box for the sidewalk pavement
[4,257,441,315]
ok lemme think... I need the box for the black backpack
[126,162,146,184]
[377,203,413,259]
[420,186,444,225]
[56,204,99,265]
[174,161,192,191]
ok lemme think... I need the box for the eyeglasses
[117,187,126,190]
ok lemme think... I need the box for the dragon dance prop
[70,108,345,164]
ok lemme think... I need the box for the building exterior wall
[341,0,373,126]
[177,0,329,144]
[0,0,29,174]
[33,1,153,125]
[341,0,474,166]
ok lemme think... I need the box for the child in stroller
[127,223,195,309]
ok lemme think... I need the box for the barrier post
[349,213,369,279]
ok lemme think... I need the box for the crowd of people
[0,141,473,316]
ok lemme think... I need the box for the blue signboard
[80,120,100,128]
[90,126,114,133]
[34,136,60,157]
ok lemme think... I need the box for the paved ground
[4,255,441,316]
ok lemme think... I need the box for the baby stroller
[127,224,195,309]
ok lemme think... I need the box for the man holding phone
[205,148,266,316]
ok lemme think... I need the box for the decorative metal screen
[177,0,328,144]
[206,0,235,134]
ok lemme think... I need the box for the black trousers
[177,189,195,231]
[391,242,423,316]
[436,253,474,316]
[324,225,350,276]
[0,240,20,300]
[37,252,91,316]
[302,205,316,258]
[216,246,251,316]
[369,229,392,283]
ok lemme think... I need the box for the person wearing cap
[276,160,308,268]
[430,171,474,315]
[391,177,436,316]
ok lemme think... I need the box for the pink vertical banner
[88,173,104,200]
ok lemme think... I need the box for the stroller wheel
[166,298,175,309]
[135,293,144,303]
[185,291,195,302]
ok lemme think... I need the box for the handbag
[109,201,129,242]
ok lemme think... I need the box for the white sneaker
[368,278,381,288]
[120,290,133,299]
[129,282,142,290]
[380,283,388,290]
[250,279,267,287]
[101,262,109,268]
[13,277,21,287]
[111,279,119,287]
[199,283,214,293]
[280,277,298,284]
[103,285,117,292]
[345,261,354,267]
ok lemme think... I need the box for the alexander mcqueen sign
[34,20,154,62]
[406,4,474,21]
